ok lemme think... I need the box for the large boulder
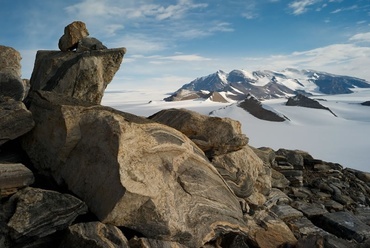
[0,45,25,101]
[58,21,89,51]
[22,91,248,247]
[0,98,35,146]
[28,47,126,104]
[149,108,248,157]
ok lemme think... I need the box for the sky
[1,0,370,91]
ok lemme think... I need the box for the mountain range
[165,68,370,101]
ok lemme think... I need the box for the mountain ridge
[167,68,370,101]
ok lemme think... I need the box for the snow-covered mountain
[167,68,370,101]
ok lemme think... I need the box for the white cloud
[349,32,370,43]
[288,0,320,15]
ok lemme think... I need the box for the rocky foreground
[1,21,370,248]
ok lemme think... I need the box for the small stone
[76,37,107,52]
[0,163,34,198]
[271,204,304,221]
[292,201,328,218]
[58,21,89,51]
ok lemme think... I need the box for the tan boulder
[29,47,126,104]
[212,145,271,201]
[149,108,248,157]
[0,45,25,101]
[58,21,89,51]
[22,91,248,247]
[0,45,21,77]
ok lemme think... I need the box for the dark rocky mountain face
[167,69,370,101]
[238,94,287,122]
[286,94,337,117]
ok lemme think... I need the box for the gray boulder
[149,108,248,157]
[0,98,34,146]
[76,37,107,52]
[22,91,248,247]
[58,21,89,51]
[5,187,87,245]
[29,47,126,104]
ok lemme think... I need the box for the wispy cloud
[331,5,358,14]
[288,0,320,15]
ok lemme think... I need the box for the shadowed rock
[6,187,87,244]
[21,91,248,247]
[76,37,107,53]
[129,237,188,248]
[59,222,129,248]
[28,47,126,104]
[0,46,25,101]
[0,98,34,146]
[0,163,34,198]
[149,108,248,157]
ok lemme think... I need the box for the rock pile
[1,21,370,248]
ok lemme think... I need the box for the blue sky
[1,0,370,91]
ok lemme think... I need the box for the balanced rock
[5,187,87,244]
[58,21,89,51]
[22,91,248,247]
[0,45,25,101]
[29,47,126,104]
[60,222,129,248]
[0,163,34,198]
[0,98,34,146]
[149,108,248,157]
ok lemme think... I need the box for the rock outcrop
[238,94,287,122]
[22,90,248,247]
[286,94,337,117]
